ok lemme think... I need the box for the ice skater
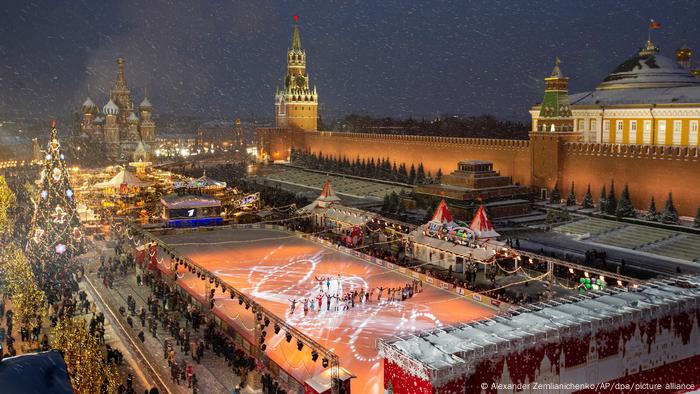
[303,298,309,316]
[289,298,297,314]
[317,293,323,311]
[326,278,331,292]
[326,293,332,311]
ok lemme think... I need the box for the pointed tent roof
[94,169,152,189]
[430,199,454,225]
[299,179,341,212]
[469,205,500,239]
[291,16,302,50]
[549,57,564,78]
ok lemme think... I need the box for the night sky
[0,0,698,121]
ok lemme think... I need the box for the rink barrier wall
[300,234,510,312]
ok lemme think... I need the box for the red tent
[469,205,500,239]
[430,199,454,225]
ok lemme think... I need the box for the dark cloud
[0,0,697,121]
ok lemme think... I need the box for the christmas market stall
[408,200,503,272]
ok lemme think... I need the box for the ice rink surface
[159,228,494,393]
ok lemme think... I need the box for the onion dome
[94,116,104,125]
[128,112,139,124]
[139,97,152,111]
[103,99,119,116]
[81,97,97,113]
[597,41,700,91]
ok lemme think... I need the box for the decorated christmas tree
[26,122,86,268]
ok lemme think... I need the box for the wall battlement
[316,131,530,150]
[565,142,700,161]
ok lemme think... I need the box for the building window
[590,119,597,131]
[577,119,584,131]
[615,120,623,144]
[690,120,699,146]
[657,120,666,145]
[673,120,682,146]
[629,120,637,144]
[603,120,610,143]
[643,120,651,144]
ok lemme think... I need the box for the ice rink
[158,228,495,393]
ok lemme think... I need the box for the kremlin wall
[258,23,700,216]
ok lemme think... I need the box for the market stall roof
[299,179,342,212]
[161,193,221,209]
[409,230,503,262]
[187,170,227,189]
[382,275,700,375]
[94,169,152,189]
[0,351,74,394]
[324,206,376,227]
[469,205,500,239]
[430,199,454,226]
[304,366,355,393]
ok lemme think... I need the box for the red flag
[649,19,661,30]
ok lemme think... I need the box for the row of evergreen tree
[290,148,443,185]
[550,180,693,225]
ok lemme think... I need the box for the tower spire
[115,57,128,90]
[291,15,302,50]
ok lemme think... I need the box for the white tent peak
[469,205,500,239]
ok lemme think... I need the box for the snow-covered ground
[158,227,494,394]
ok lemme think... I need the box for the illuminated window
[603,120,610,143]
[629,120,637,144]
[615,120,623,144]
[690,120,699,146]
[643,120,651,144]
[590,119,597,131]
[672,120,682,146]
[657,120,666,145]
[577,119,584,131]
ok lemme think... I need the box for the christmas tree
[549,183,561,204]
[597,185,607,212]
[659,192,679,224]
[605,180,617,215]
[582,184,594,209]
[566,181,576,206]
[26,122,86,268]
[615,184,636,218]
[645,197,658,221]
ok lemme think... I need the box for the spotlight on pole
[264,317,270,327]
[221,286,226,294]
[259,336,265,344]
[230,291,235,299]
[285,333,292,343]
[256,312,262,321]
[311,350,319,362]
[261,344,267,351]
[322,357,329,368]
[297,339,303,351]
[274,323,280,334]
[261,330,267,338]
[245,303,250,310]
[238,297,244,305]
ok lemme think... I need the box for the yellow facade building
[531,36,700,146]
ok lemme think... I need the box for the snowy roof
[0,351,74,394]
[103,99,119,115]
[81,97,96,112]
[568,85,700,106]
[597,53,700,91]
[323,206,375,226]
[94,169,152,188]
[187,171,227,189]
[298,179,341,212]
[304,367,355,392]
[160,193,221,209]
[409,229,503,262]
[128,112,139,124]
[140,97,152,109]
[382,276,700,372]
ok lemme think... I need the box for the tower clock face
[295,75,306,87]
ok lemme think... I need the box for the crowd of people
[103,230,289,393]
